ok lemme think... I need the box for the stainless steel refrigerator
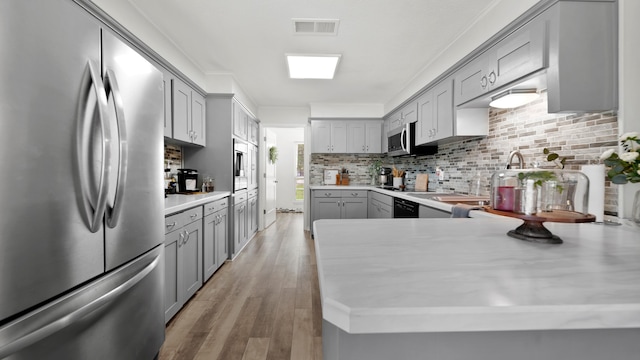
[0,0,165,358]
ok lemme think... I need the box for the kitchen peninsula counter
[314,218,640,360]
[164,191,231,215]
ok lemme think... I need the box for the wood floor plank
[159,213,322,360]
[242,337,270,360]
[290,308,313,360]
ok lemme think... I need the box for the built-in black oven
[393,197,419,218]
[234,140,248,192]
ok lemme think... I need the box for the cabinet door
[191,91,206,146]
[172,78,192,143]
[418,205,450,218]
[365,122,382,153]
[163,71,173,138]
[234,201,248,251]
[402,102,418,124]
[491,17,546,90]
[388,110,403,131]
[432,79,454,142]
[249,119,259,145]
[415,89,434,145]
[342,198,368,219]
[249,196,258,236]
[346,122,366,153]
[249,144,258,189]
[311,121,332,153]
[215,210,228,267]
[382,119,389,153]
[313,197,341,221]
[368,199,392,219]
[454,55,489,106]
[203,214,217,281]
[233,101,248,140]
[164,230,182,323]
[182,220,202,301]
[330,121,347,153]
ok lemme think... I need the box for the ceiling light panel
[286,54,341,79]
[292,18,340,35]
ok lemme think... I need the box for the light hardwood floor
[159,212,323,360]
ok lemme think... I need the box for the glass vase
[633,189,640,225]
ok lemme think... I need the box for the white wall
[618,0,640,219]
[270,128,305,211]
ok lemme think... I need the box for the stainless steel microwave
[387,122,437,157]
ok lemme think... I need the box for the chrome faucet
[506,150,525,169]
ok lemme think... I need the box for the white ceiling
[126,0,522,109]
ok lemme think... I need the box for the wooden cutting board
[415,174,429,192]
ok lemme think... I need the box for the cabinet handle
[178,231,185,247]
[488,71,496,85]
[208,206,215,211]
[480,75,488,89]
[190,213,198,219]
[166,221,177,230]
[193,133,198,141]
[183,229,190,244]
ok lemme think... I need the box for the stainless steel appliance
[379,167,393,188]
[387,122,438,157]
[177,168,199,193]
[234,140,248,191]
[394,198,420,218]
[0,0,164,358]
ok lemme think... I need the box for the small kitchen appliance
[177,168,199,193]
[379,167,393,188]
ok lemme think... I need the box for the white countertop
[313,217,640,334]
[310,185,479,214]
[164,191,231,215]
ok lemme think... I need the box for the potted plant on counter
[600,132,640,223]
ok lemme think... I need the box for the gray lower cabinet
[203,197,229,281]
[312,190,368,234]
[248,189,259,239]
[368,192,393,219]
[232,191,249,258]
[419,205,450,218]
[164,206,203,323]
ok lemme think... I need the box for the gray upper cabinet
[170,77,206,146]
[388,102,418,131]
[416,78,454,145]
[163,70,173,138]
[312,119,381,154]
[249,118,259,145]
[454,15,546,106]
[233,100,249,140]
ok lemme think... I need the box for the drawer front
[204,197,229,216]
[313,190,341,198]
[342,190,367,198]
[234,192,248,204]
[164,212,183,234]
[183,206,203,225]
[370,191,393,206]
[248,189,258,198]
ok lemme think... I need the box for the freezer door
[0,245,164,360]
[101,29,165,271]
[0,0,105,322]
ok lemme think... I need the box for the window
[295,143,304,201]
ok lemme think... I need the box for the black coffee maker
[177,169,198,193]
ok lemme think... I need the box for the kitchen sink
[406,192,490,205]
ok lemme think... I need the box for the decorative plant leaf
[547,153,559,161]
[543,148,550,155]
[611,174,628,184]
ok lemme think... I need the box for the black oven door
[393,197,419,218]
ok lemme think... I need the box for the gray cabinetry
[249,118,259,145]
[163,69,173,138]
[164,207,203,323]
[310,120,347,153]
[416,78,454,145]
[368,191,393,219]
[171,77,206,146]
[454,16,546,106]
[311,190,368,234]
[419,205,450,218]
[346,121,382,153]
[232,191,249,258]
[248,189,259,239]
[248,144,259,189]
[388,102,418,131]
[233,99,250,140]
[203,197,229,281]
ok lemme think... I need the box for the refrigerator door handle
[0,252,160,358]
[104,69,128,229]
[75,60,112,233]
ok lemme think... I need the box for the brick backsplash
[164,144,183,177]
[309,92,620,215]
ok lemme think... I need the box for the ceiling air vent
[292,18,339,35]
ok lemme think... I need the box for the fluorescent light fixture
[489,89,540,109]
[286,54,341,79]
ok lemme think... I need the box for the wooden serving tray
[483,207,596,223]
